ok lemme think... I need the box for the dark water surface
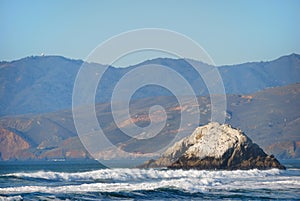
[0,160,299,200]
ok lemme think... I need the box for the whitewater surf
[0,161,299,200]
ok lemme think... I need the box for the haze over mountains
[0,54,299,116]
[0,54,299,161]
[0,83,299,161]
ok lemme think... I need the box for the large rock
[139,122,285,170]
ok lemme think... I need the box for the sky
[1,0,300,66]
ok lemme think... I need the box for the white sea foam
[1,174,299,194]
[1,168,299,195]
[2,168,282,182]
[0,195,22,201]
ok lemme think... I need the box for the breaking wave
[1,168,281,183]
[1,168,298,193]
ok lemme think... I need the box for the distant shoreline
[1,158,300,169]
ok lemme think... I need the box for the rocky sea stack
[139,122,285,170]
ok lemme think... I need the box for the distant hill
[0,54,299,116]
[0,83,299,161]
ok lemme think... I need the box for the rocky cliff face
[139,122,285,170]
[0,128,33,160]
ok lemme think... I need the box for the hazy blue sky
[1,0,300,66]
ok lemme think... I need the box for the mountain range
[0,54,299,116]
[0,83,299,161]
[0,54,299,161]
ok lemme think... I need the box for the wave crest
[1,168,281,182]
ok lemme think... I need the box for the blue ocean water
[0,160,299,200]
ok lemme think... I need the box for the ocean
[0,160,299,200]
